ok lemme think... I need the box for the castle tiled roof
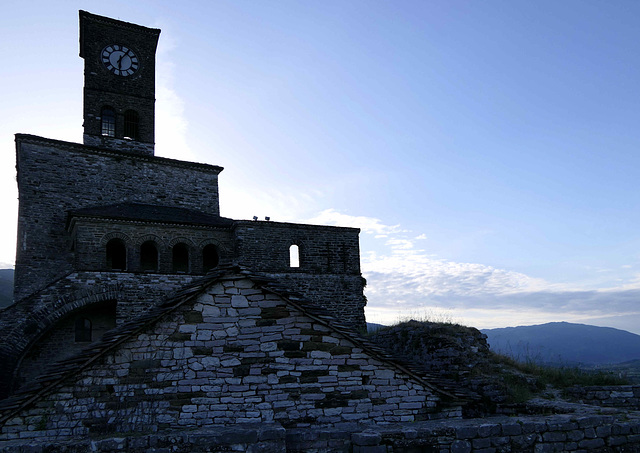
[67,203,234,228]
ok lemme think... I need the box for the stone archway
[0,282,123,398]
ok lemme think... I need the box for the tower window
[106,238,127,270]
[74,317,92,342]
[202,244,219,272]
[101,107,116,137]
[124,110,139,140]
[140,241,158,271]
[289,244,300,268]
[172,243,189,273]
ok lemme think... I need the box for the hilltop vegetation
[368,320,629,415]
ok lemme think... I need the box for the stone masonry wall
[0,276,445,442]
[270,273,366,331]
[3,414,640,452]
[14,135,222,301]
[565,385,640,409]
[234,221,361,275]
[234,221,366,330]
[287,415,640,452]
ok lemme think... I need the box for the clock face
[101,44,139,77]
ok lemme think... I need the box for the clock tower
[79,10,160,155]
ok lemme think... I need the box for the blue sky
[3,1,640,333]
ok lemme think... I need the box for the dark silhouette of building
[1,11,365,399]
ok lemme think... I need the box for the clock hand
[117,54,124,70]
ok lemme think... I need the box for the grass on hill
[490,352,629,403]
[493,352,629,388]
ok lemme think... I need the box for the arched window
[140,241,158,271]
[75,317,92,342]
[106,238,127,271]
[101,106,116,137]
[202,244,219,272]
[289,244,300,268]
[172,243,189,273]
[124,110,139,140]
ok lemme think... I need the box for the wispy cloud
[306,209,406,237]
[154,28,194,162]
[307,209,640,333]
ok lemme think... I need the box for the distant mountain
[367,322,387,333]
[0,269,13,308]
[483,322,640,366]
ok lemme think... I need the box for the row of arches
[105,237,220,274]
[101,106,139,140]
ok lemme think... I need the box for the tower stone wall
[80,11,160,154]
[14,135,222,302]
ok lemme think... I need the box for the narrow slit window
[101,107,116,137]
[140,241,158,271]
[106,238,126,270]
[124,109,139,140]
[172,243,189,273]
[75,317,92,342]
[289,244,300,268]
[202,244,219,272]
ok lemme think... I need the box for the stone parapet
[565,385,640,409]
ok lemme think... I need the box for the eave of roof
[66,203,234,229]
[15,134,223,174]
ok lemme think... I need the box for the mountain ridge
[482,321,640,366]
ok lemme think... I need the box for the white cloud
[306,209,406,236]
[220,184,320,222]
[308,210,640,334]
[154,28,194,162]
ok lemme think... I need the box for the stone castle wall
[234,221,361,274]
[270,273,366,331]
[565,385,640,409]
[0,276,448,442]
[3,413,640,451]
[234,221,366,329]
[14,135,222,301]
